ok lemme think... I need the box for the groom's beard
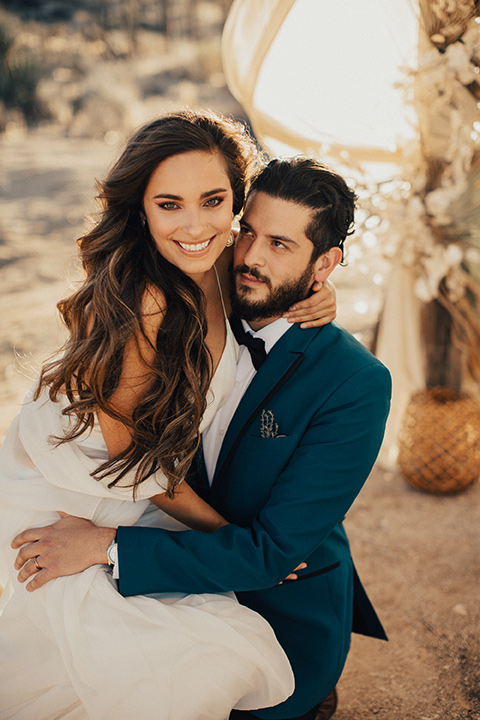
[231,263,315,322]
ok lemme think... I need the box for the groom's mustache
[234,264,272,289]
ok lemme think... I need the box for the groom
[13,158,391,720]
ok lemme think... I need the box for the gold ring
[33,556,42,571]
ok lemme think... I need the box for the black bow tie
[229,314,267,370]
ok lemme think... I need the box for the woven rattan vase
[398,387,480,493]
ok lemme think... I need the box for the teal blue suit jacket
[117,321,392,718]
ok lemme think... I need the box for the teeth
[178,239,212,252]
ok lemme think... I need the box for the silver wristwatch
[106,539,118,567]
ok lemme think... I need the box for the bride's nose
[182,208,207,239]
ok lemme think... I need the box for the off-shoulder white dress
[0,316,294,720]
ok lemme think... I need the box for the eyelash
[158,197,225,211]
[205,196,224,207]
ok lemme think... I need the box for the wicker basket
[398,387,480,494]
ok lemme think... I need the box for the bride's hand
[283,280,336,328]
[11,513,116,591]
[278,562,307,585]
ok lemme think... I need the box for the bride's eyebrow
[153,188,229,200]
[201,188,229,198]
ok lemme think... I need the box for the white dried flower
[445,266,467,301]
[424,188,453,225]
[414,277,431,302]
[445,42,477,85]
[445,244,463,267]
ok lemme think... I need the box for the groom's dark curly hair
[249,157,356,262]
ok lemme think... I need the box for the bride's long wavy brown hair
[35,110,259,497]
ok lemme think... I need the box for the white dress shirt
[202,317,292,483]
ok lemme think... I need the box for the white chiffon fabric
[0,321,294,720]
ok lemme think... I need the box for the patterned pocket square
[260,409,281,438]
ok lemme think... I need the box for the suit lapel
[212,323,322,488]
[187,438,212,502]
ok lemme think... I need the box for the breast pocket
[227,435,298,515]
[241,433,300,477]
[216,434,300,520]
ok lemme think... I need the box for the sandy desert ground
[0,11,479,718]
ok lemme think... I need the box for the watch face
[107,543,118,566]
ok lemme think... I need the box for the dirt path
[1,127,479,720]
[340,466,480,719]
[0,126,115,434]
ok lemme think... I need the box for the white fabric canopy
[222,0,426,465]
[222,0,419,176]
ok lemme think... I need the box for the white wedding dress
[0,318,294,720]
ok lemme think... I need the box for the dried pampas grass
[420,0,476,47]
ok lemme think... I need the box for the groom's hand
[11,513,116,592]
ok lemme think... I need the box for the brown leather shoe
[313,688,338,720]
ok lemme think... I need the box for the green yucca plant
[0,21,15,60]
[0,18,46,125]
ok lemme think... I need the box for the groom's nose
[242,237,266,269]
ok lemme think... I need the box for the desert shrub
[0,19,46,125]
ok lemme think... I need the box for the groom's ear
[313,247,342,284]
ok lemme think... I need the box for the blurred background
[0,0,238,134]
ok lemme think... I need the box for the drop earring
[226,232,234,247]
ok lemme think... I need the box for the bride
[0,109,335,720]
